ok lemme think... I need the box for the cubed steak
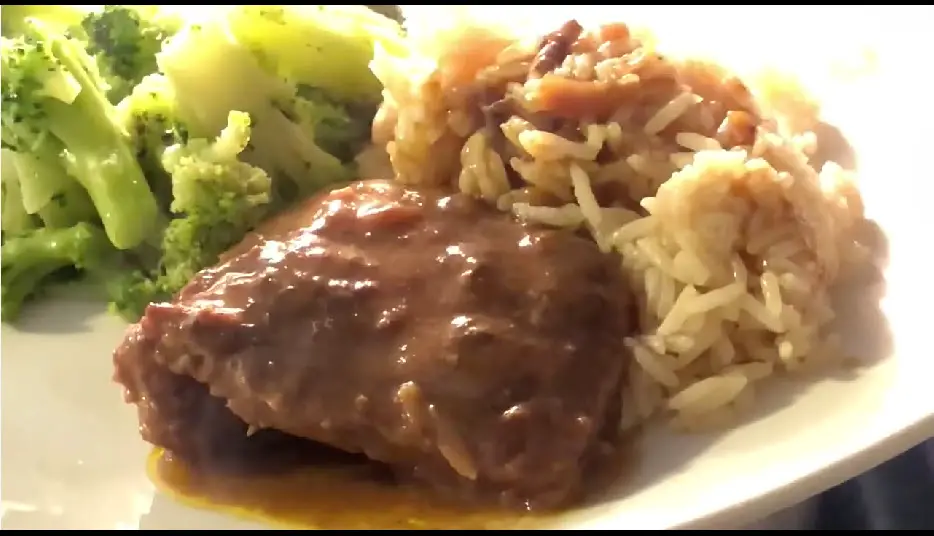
[113,179,637,510]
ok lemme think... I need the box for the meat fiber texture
[113,180,637,509]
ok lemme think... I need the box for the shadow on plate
[7,284,113,335]
[810,121,858,172]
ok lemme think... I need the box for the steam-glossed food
[113,179,638,510]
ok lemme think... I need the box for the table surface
[747,439,934,530]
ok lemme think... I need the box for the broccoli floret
[157,17,353,204]
[1,149,40,234]
[116,73,189,212]
[0,18,161,250]
[0,222,116,321]
[1,5,403,323]
[105,269,161,321]
[109,111,272,320]
[226,5,406,103]
[118,73,189,153]
[288,84,375,162]
[80,5,182,103]
[0,5,93,37]
[160,111,272,284]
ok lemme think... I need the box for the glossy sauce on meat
[114,180,638,524]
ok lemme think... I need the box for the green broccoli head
[1,148,40,235]
[226,5,406,103]
[0,35,97,229]
[161,110,272,279]
[80,5,182,103]
[117,73,190,212]
[288,84,375,162]
[109,111,273,320]
[157,16,355,206]
[0,5,93,38]
[0,222,116,322]
[0,17,160,250]
[1,33,81,151]
[1,5,403,322]
[163,110,270,217]
[119,74,188,150]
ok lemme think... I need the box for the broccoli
[0,18,161,250]
[0,5,405,323]
[109,111,273,320]
[0,222,116,321]
[79,5,183,103]
[3,5,182,104]
[225,5,406,103]
[117,73,189,211]
[290,84,375,162]
[1,148,40,234]
[118,73,189,155]
[104,269,161,321]
[0,5,92,37]
[6,143,98,228]
[157,16,354,203]
[161,110,272,282]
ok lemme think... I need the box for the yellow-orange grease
[146,449,547,530]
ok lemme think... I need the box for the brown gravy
[147,449,548,530]
[147,438,634,530]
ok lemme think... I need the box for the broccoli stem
[0,222,115,321]
[226,5,406,103]
[41,26,160,250]
[250,105,354,198]
[8,146,97,228]
[1,183,38,234]
[36,181,97,228]
[1,149,40,234]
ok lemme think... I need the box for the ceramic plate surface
[2,5,933,530]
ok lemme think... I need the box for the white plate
[2,5,933,531]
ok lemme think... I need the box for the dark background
[813,439,934,530]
